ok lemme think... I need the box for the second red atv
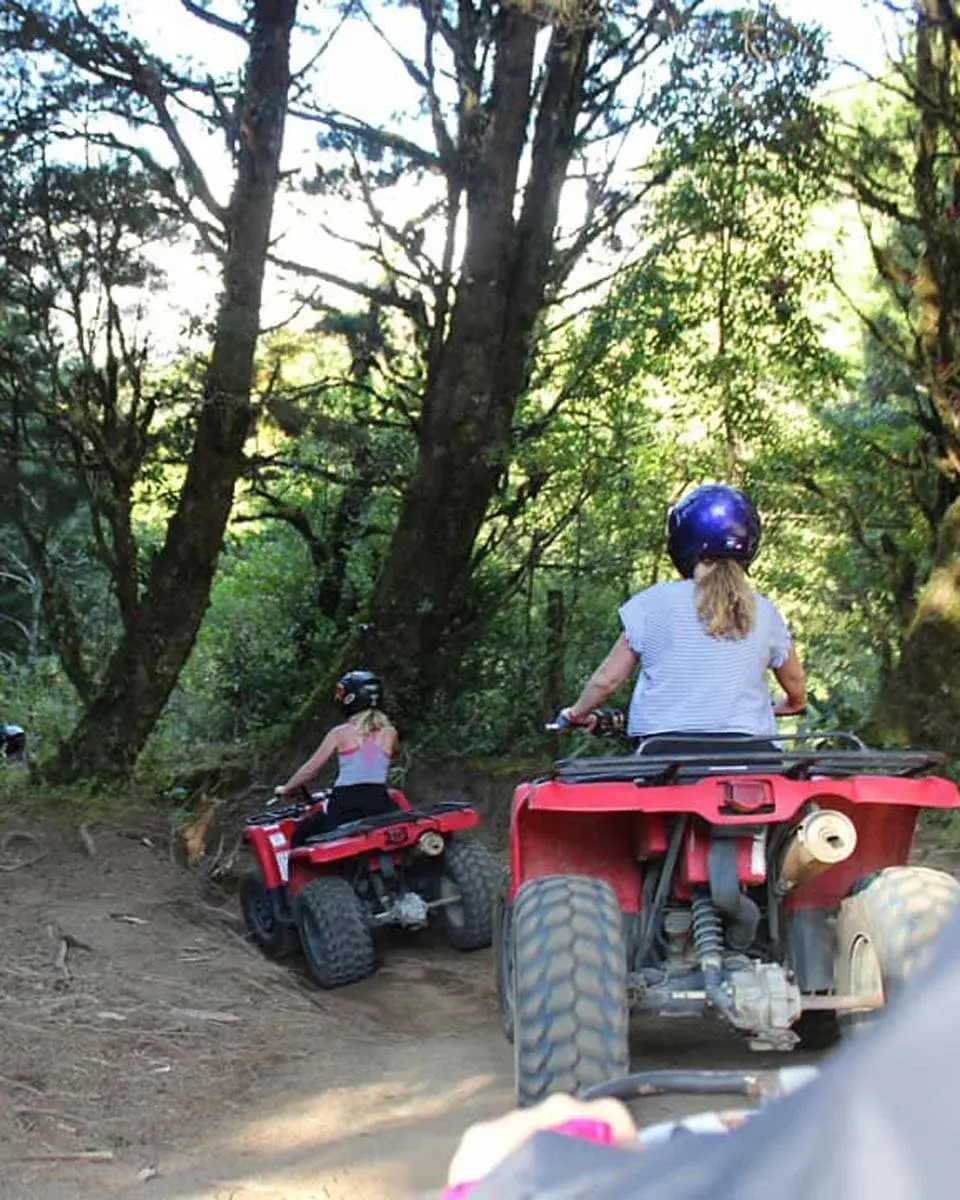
[240,788,499,988]
[496,722,960,1105]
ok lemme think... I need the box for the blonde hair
[351,708,394,737]
[694,559,756,640]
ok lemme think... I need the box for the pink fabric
[439,1119,614,1198]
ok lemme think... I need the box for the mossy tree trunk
[871,5,960,752]
[877,499,960,753]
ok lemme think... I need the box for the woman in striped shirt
[560,484,806,751]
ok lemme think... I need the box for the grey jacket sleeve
[472,912,960,1200]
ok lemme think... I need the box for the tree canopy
[2,0,960,788]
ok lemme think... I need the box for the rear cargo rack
[301,799,473,845]
[551,733,946,786]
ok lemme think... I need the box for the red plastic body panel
[509,772,960,911]
[243,810,318,890]
[520,774,959,820]
[511,805,643,913]
[678,822,767,889]
[286,807,478,897]
[242,788,451,892]
[635,813,669,860]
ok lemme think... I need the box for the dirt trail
[1,820,825,1200]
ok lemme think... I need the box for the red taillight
[722,780,774,813]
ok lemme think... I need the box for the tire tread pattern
[845,865,960,984]
[239,867,299,959]
[440,835,499,950]
[837,865,960,1032]
[297,876,376,988]
[512,874,629,1107]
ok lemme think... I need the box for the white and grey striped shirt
[619,580,792,737]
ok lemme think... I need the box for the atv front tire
[240,867,299,959]
[512,875,629,1108]
[438,835,498,951]
[297,876,376,988]
[835,865,960,1034]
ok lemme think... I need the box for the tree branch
[179,0,247,38]
[292,107,445,173]
[272,254,428,323]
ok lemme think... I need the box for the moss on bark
[877,499,960,755]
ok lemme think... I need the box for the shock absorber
[691,892,723,969]
[692,891,747,1029]
[692,892,726,1008]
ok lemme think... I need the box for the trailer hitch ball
[418,830,445,857]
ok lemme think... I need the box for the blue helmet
[666,484,761,578]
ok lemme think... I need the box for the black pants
[289,784,397,848]
[633,731,778,757]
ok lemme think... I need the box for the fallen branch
[168,1007,242,1024]
[53,938,70,977]
[0,1150,114,1164]
[78,823,97,858]
[13,1105,92,1127]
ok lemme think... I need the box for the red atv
[240,787,498,988]
[496,719,960,1105]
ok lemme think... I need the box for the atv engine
[725,962,802,1051]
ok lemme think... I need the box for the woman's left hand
[445,1095,637,1191]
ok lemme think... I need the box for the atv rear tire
[438,836,498,951]
[512,875,629,1108]
[835,865,960,1034]
[240,867,299,959]
[494,868,514,1043]
[297,876,376,988]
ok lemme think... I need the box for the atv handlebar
[546,708,626,737]
[547,706,806,736]
[580,1067,818,1151]
[579,1066,818,1104]
[268,784,315,808]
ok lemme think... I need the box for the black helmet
[666,483,762,579]
[334,669,383,716]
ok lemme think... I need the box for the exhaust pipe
[778,809,857,892]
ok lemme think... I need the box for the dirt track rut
[0,823,823,1200]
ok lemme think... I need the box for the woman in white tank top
[277,670,400,843]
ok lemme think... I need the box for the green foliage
[4,0,960,796]
[0,655,81,762]
[160,526,335,743]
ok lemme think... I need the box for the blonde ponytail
[694,559,756,639]
[352,708,394,737]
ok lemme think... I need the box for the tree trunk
[876,498,960,754]
[44,0,298,783]
[873,5,960,755]
[353,14,592,722]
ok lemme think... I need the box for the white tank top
[334,736,391,787]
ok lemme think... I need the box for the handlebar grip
[545,712,572,732]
